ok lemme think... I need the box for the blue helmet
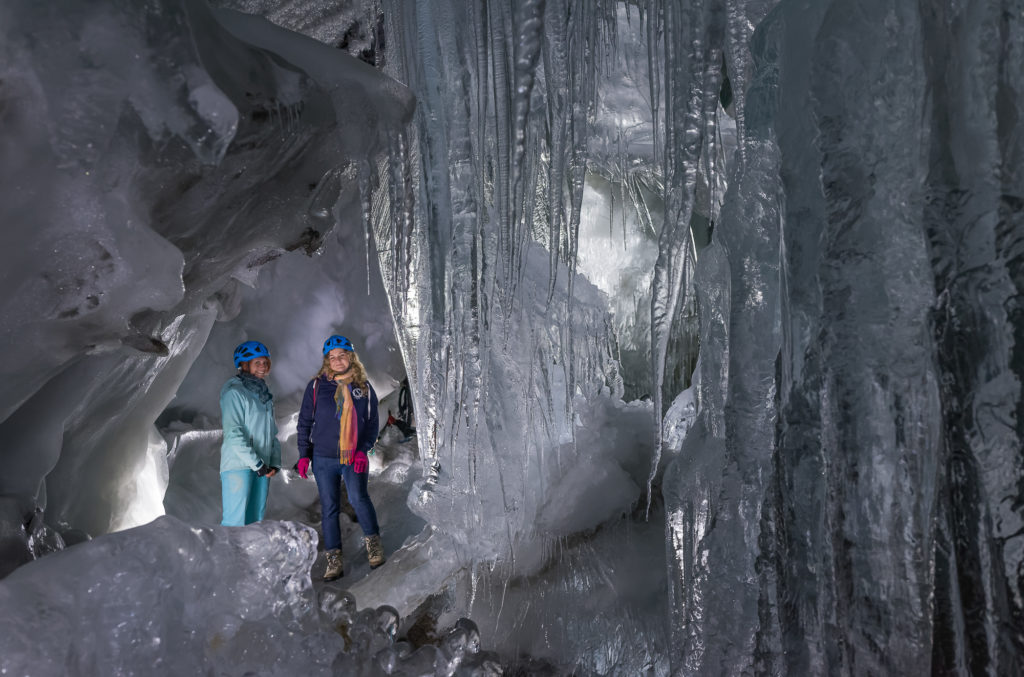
[322,335,354,355]
[233,340,270,368]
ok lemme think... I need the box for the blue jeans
[311,456,379,549]
[220,470,270,526]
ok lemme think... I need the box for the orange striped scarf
[334,374,358,464]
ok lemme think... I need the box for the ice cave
[1,0,1022,674]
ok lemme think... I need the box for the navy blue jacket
[297,374,379,459]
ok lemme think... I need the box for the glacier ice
[1,0,1023,674]
[0,516,501,676]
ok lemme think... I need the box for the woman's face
[327,348,352,375]
[242,356,271,379]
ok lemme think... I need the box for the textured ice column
[773,1,943,673]
[721,0,776,163]
[663,30,782,677]
[918,1,1024,672]
[657,1,783,669]
[690,135,782,673]
[664,242,730,675]
[649,0,727,493]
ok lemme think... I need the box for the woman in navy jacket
[296,335,384,580]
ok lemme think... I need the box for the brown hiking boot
[364,534,385,569]
[323,548,343,581]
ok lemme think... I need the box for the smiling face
[241,356,271,380]
[326,348,352,376]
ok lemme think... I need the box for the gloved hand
[352,450,369,474]
[255,461,270,477]
[297,457,311,479]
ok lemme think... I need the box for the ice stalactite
[648,0,728,502]
[371,0,621,542]
[367,0,793,669]
[362,5,651,658]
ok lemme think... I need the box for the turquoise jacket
[219,373,282,472]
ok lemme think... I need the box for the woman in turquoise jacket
[219,340,282,526]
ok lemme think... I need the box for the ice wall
[659,0,1024,674]
[366,0,1024,672]
[773,2,1023,673]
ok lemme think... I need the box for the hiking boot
[364,534,385,569]
[323,548,343,581]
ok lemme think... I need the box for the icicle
[508,0,544,297]
[722,0,776,162]
[645,1,661,169]
[488,1,513,293]
[358,160,377,296]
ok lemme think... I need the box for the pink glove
[352,451,369,474]
[297,457,311,479]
